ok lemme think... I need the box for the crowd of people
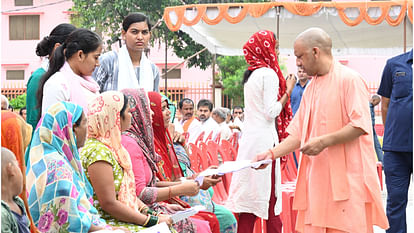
[1,10,412,233]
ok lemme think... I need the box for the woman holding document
[225,30,296,233]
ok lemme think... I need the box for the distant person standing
[369,95,383,162]
[226,30,295,233]
[378,49,413,233]
[254,27,388,233]
[93,13,160,92]
[290,67,310,115]
[26,23,76,130]
[36,28,102,117]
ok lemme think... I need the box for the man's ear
[312,47,320,57]
[121,30,126,41]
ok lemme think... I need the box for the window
[162,68,181,79]
[9,15,40,40]
[6,70,25,80]
[15,0,33,6]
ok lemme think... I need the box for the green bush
[9,94,26,110]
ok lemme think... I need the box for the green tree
[9,94,26,109]
[217,56,246,106]
[71,0,267,70]
[217,55,288,107]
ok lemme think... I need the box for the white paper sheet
[171,205,206,224]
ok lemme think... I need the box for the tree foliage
[217,55,289,107]
[9,94,26,109]
[217,56,246,106]
[71,0,267,70]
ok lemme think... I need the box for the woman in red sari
[148,91,221,233]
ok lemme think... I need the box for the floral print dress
[81,138,146,232]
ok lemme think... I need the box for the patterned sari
[121,88,196,232]
[1,111,39,233]
[25,102,105,233]
[148,92,221,233]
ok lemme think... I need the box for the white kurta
[200,117,221,141]
[226,67,283,219]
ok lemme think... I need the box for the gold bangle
[143,215,150,226]
[168,186,172,199]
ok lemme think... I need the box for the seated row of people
[174,98,244,145]
[2,90,238,233]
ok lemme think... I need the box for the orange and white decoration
[164,1,413,56]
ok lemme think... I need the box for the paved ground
[373,172,413,233]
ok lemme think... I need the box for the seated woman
[120,88,214,233]
[148,92,234,233]
[25,102,107,232]
[163,96,238,233]
[1,111,38,233]
[81,91,172,232]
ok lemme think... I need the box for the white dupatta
[117,46,154,91]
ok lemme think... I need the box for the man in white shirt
[197,99,220,142]
[174,98,202,144]
[229,106,244,133]
[212,107,233,141]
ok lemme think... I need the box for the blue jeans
[384,151,413,233]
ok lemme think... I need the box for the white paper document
[197,159,273,177]
[171,205,206,224]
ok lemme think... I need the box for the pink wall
[1,0,73,86]
[149,42,212,87]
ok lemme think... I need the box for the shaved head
[1,147,17,171]
[295,27,332,54]
[294,27,334,76]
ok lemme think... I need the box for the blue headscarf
[26,101,105,232]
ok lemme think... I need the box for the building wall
[1,0,73,86]
[149,42,212,87]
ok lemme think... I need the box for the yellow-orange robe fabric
[287,61,389,233]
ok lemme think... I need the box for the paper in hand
[171,206,206,224]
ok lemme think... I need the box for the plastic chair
[194,131,205,147]
[229,131,240,151]
[377,161,383,190]
[214,132,221,144]
[205,131,214,142]
[253,218,267,233]
[189,143,202,172]
[206,141,220,166]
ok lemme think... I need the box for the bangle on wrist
[142,215,150,226]
[268,149,275,160]
[168,186,172,199]
[147,208,156,215]
[143,215,159,227]
[139,205,148,214]
[285,91,290,98]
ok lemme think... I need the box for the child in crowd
[1,147,31,233]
